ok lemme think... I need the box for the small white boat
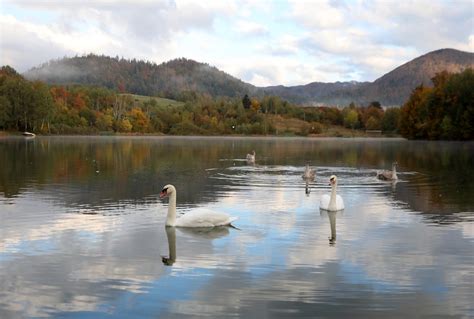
[22,131,36,137]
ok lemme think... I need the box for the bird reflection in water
[327,211,337,245]
[161,226,231,266]
[179,226,230,238]
[390,179,399,193]
[162,227,176,266]
[320,210,340,246]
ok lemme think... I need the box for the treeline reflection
[0,137,472,216]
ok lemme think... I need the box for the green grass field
[119,93,185,108]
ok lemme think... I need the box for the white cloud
[234,19,269,37]
[0,0,472,84]
[220,54,346,86]
[0,15,74,71]
[286,0,473,81]
[258,35,300,56]
[224,59,283,87]
[289,0,345,29]
[0,1,226,72]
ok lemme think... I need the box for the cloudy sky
[1,0,473,86]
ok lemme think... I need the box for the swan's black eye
[162,187,168,193]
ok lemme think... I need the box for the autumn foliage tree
[343,109,359,129]
[399,85,431,138]
[127,107,150,132]
[399,69,473,140]
[5,63,471,139]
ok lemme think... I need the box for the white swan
[320,175,344,211]
[159,184,238,227]
[246,150,255,163]
[377,162,398,181]
[302,164,316,180]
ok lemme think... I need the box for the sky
[1,0,473,87]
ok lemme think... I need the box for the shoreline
[0,130,401,139]
[4,132,473,142]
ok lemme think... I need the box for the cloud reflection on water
[1,137,473,318]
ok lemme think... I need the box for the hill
[24,55,258,100]
[263,81,368,106]
[369,48,474,105]
[23,49,473,106]
[264,49,473,106]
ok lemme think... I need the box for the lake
[1,136,473,318]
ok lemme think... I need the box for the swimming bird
[377,162,398,181]
[246,150,256,163]
[302,164,316,180]
[159,184,238,227]
[320,175,345,211]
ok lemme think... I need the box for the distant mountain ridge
[264,49,474,105]
[370,48,474,105]
[23,48,473,106]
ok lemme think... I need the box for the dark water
[0,136,473,318]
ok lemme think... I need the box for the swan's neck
[166,192,177,226]
[328,183,337,211]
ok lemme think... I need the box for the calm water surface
[1,136,473,318]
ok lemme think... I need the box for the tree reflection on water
[1,136,473,218]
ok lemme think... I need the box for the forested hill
[263,49,474,106]
[24,49,473,106]
[24,55,258,100]
[369,48,474,105]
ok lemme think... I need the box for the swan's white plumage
[175,208,238,227]
[319,194,344,211]
[319,175,344,211]
[160,185,237,227]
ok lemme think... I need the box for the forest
[399,69,473,140]
[25,55,256,100]
[0,65,472,140]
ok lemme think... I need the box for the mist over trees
[24,55,257,101]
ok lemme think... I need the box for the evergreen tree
[242,94,251,109]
